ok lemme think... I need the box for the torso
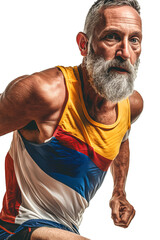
[0,66,143,231]
[19,66,143,144]
[19,67,119,143]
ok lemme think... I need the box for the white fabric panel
[9,132,88,231]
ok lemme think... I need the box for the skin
[31,227,90,240]
[77,5,143,229]
[0,5,143,240]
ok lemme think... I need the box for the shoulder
[129,90,143,124]
[3,67,66,117]
[5,67,64,97]
[29,67,65,104]
[26,67,67,114]
[0,67,67,135]
[29,67,65,96]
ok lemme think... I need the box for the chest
[87,106,118,126]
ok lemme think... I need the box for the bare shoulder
[4,67,66,112]
[0,67,66,135]
[32,67,65,104]
[129,90,144,123]
[29,67,65,105]
[33,67,64,87]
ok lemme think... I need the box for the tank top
[0,66,131,232]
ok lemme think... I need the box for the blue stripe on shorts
[0,228,10,240]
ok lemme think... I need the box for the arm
[0,75,32,135]
[0,68,66,137]
[109,139,135,228]
[109,90,143,228]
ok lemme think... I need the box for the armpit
[23,120,38,130]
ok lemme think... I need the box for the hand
[109,195,135,228]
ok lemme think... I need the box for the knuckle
[122,219,128,224]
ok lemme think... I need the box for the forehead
[95,6,142,35]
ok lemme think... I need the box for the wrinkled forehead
[95,5,142,35]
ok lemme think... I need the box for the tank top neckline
[73,66,121,129]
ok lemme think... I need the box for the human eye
[103,33,120,42]
[130,36,141,45]
[130,37,139,43]
[129,36,141,50]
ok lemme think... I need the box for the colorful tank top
[0,66,131,233]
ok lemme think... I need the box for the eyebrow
[130,31,142,39]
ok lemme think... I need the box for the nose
[116,39,130,61]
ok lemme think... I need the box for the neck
[78,64,117,111]
[78,63,118,124]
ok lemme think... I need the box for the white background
[0,1,159,239]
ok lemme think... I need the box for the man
[0,0,143,239]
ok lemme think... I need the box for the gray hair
[84,0,141,40]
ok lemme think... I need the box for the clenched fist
[109,195,135,228]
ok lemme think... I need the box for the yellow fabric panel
[58,66,131,160]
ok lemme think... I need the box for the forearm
[110,139,129,197]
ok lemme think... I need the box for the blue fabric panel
[21,136,107,202]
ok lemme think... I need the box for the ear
[76,32,88,57]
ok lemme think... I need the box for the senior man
[0,0,143,239]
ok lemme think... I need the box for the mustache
[102,58,135,75]
[85,53,140,102]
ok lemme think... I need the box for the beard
[84,49,140,103]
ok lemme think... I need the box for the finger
[115,207,136,228]
[110,200,121,223]
[123,208,136,228]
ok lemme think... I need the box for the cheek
[130,48,141,65]
[92,42,116,60]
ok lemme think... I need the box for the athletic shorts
[0,219,79,240]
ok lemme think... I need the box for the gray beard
[84,52,140,103]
